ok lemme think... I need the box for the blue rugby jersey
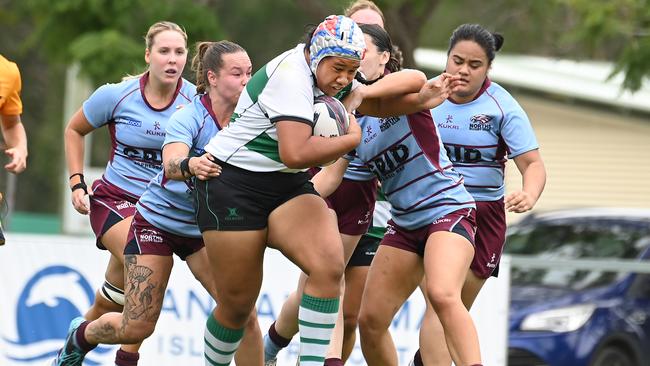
[347,110,475,230]
[432,80,538,201]
[342,154,375,181]
[137,94,221,237]
[83,73,195,198]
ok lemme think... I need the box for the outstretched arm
[352,73,461,117]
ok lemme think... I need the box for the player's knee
[427,286,460,312]
[218,291,256,325]
[358,308,384,337]
[309,253,344,286]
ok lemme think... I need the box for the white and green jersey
[366,189,391,240]
[204,44,320,173]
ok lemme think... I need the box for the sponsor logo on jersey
[116,117,142,127]
[144,121,165,136]
[367,144,409,178]
[357,211,371,225]
[487,252,497,268]
[139,228,164,243]
[116,201,135,210]
[122,146,162,164]
[469,114,493,131]
[379,116,400,132]
[432,217,452,225]
[225,207,244,221]
[385,224,396,236]
[363,125,377,144]
[438,114,459,130]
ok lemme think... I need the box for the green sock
[298,294,339,366]
[204,314,244,366]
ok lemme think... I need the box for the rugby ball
[313,95,349,138]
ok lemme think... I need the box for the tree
[294,0,443,68]
[560,0,650,91]
[16,0,224,85]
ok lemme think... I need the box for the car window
[506,219,650,290]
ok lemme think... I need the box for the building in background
[416,49,650,222]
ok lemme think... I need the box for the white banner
[0,234,508,365]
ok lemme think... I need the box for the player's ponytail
[191,41,246,94]
[192,42,212,94]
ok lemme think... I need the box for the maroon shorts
[471,199,507,279]
[124,211,204,260]
[89,178,137,250]
[325,178,377,235]
[381,208,476,256]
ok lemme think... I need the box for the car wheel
[590,346,635,366]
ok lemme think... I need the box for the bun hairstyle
[448,24,504,64]
[191,40,246,94]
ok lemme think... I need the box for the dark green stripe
[300,337,330,345]
[244,132,281,162]
[300,293,339,313]
[298,319,335,329]
[366,226,386,239]
[334,83,353,101]
[300,355,326,362]
[204,340,236,356]
[204,352,230,366]
[206,315,244,342]
[245,64,269,103]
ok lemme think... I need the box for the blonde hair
[344,0,385,23]
[123,21,188,80]
[144,21,188,50]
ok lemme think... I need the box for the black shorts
[347,235,380,267]
[195,159,319,232]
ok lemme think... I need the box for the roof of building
[415,48,650,114]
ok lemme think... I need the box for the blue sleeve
[82,83,120,128]
[164,105,200,149]
[500,97,539,159]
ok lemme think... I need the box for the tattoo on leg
[87,322,119,344]
[123,255,161,324]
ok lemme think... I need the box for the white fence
[0,234,509,365]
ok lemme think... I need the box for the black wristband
[180,157,192,177]
[71,182,88,194]
[69,173,84,181]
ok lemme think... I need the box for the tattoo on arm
[166,157,184,177]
